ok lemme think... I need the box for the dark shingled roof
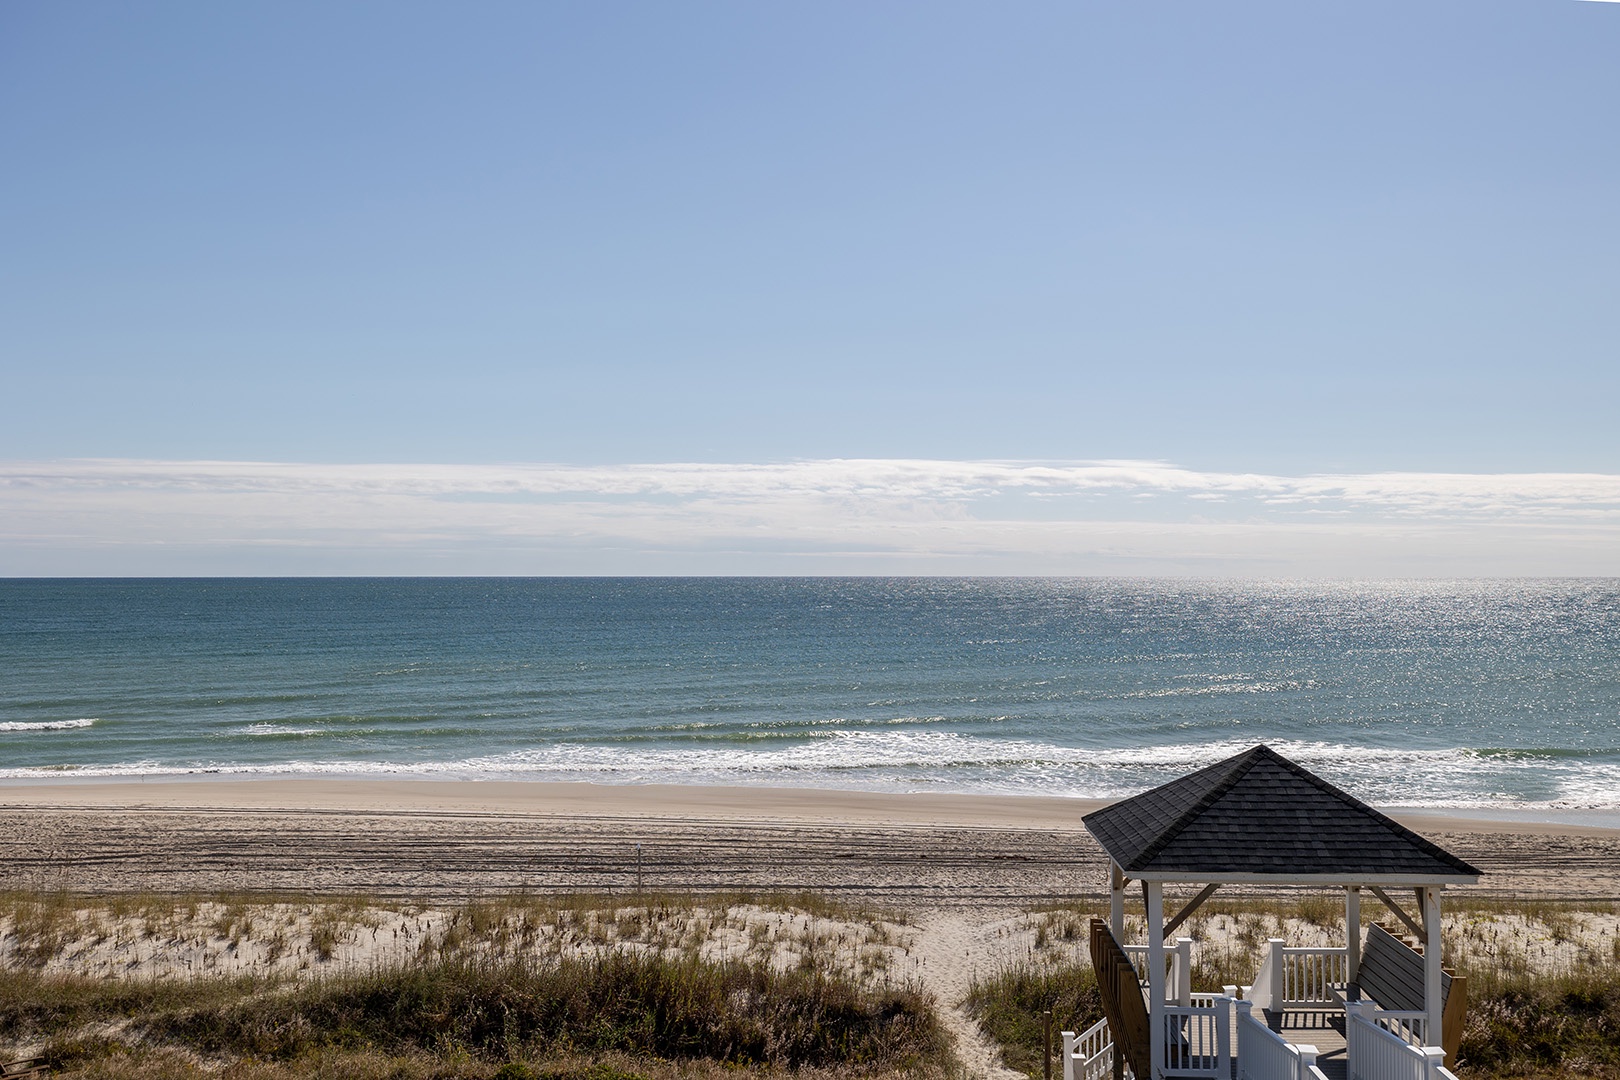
[1082,745,1482,881]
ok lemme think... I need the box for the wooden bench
[1336,923,1466,1061]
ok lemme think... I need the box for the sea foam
[0,718,96,733]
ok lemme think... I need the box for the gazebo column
[1146,880,1165,1080]
[1345,886,1361,984]
[1110,861,1126,941]
[1423,886,1443,1051]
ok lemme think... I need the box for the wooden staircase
[1089,918,1151,1080]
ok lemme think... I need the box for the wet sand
[3,779,1618,903]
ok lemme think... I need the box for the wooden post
[1423,886,1443,1055]
[1146,881,1164,1080]
[1043,1009,1052,1080]
[1345,886,1361,985]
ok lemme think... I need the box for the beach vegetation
[962,960,1099,1078]
[2,952,948,1078]
[0,891,948,1079]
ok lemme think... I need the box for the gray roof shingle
[1082,745,1482,881]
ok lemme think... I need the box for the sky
[2,1,1617,575]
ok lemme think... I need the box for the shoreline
[2,776,1618,836]
[0,778,1102,830]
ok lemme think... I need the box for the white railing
[1161,995,1233,1078]
[1280,946,1350,1007]
[1244,940,1352,1011]
[1234,1000,1326,1080]
[1362,1005,1428,1048]
[1243,938,1284,1011]
[1063,1016,1123,1080]
[1123,937,1194,1004]
[1345,1003,1449,1080]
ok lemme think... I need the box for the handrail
[1346,1002,1447,1080]
[1062,1016,1121,1080]
[1359,1006,1428,1047]
[1161,996,1233,1079]
[1234,999,1319,1080]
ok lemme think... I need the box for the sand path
[909,907,1026,1080]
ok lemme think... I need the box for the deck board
[1269,1008,1348,1080]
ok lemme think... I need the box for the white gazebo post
[1146,881,1165,1079]
[1345,885,1361,985]
[1110,861,1126,941]
[1424,886,1443,1048]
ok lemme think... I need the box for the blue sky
[2,2,1618,574]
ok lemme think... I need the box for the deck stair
[1341,924,1466,1063]
[1088,917,1150,1079]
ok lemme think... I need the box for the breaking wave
[0,718,96,733]
[2,730,1616,817]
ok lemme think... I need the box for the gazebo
[1068,745,1481,1080]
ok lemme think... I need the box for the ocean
[2,578,1617,818]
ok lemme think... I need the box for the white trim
[1146,881,1164,1080]
[1424,886,1444,1065]
[1123,871,1473,885]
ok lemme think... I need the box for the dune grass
[962,962,1099,1078]
[0,891,948,1079]
[6,953,948,1078]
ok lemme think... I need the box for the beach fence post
[1043,1008,1052,1080]
[636,844,643,894]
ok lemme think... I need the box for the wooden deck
[1267,1007,1349,1080]
[1163,1004,1350,1079]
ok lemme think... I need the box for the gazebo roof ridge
[1121,743,1270,871]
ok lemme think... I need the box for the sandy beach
[4,779,1620,1079]
[4,778,1618,902]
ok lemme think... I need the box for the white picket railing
[1280,946,1350,1007]
[1345,1002,1452,1080]
[1360,1004,1428,1048]
[1123,937,1195,1005]
[1062,1016,1122,1080]
[1161,995,1233,1078]
[1244,940,1351,1011]
[1234,1000,1329,1080]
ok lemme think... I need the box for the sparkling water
[2,578,1617,813]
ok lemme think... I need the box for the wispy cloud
[2,459,1617,576]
